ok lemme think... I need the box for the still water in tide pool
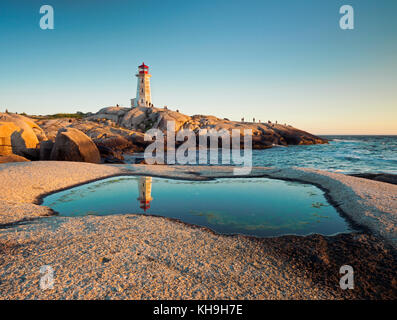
[42,176,355,237]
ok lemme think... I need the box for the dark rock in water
[350,173,397,185]
[271,126,327,145]
[95,136,131,151]
[103,157,125,164]
[96,144,117,157]
[122,153,145,164]
[50,128,101,163]
[134,157,146,164]
[128,132,150,148]
[96,145,125,164]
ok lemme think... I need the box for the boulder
[86,106,129,124]
[96,145,124,164]
[50,128,101,163]
[65,120,144,153]
[65,105,328,153]
[94,135,132,151]
[97,106,129,116]
[156,110,190,131]
[0,121,39,159]
[0,154,30,163]
[0,122,15,155]
[0,113,47,142]
[120,107,154,130]
[129,132,147,146]
[39,140,54,160]
[350,173,397,186]
[35,118,74,141]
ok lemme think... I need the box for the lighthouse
[137,176,153,212]
[132,62,152,108]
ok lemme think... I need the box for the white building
[131,62,153,108]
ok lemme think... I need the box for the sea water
[124,136,397,174]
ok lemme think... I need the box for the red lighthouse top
[138,62,149,74]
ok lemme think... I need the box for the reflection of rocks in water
[137,176,153,212]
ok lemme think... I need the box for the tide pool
[42,176,355,237]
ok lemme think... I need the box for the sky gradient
[0,0,396,134]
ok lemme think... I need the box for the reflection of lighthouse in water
[137,176,153,212]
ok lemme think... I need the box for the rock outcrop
[350,173,397,186]
[0,154,30,163]
[0,113,46,141]
[50,128,101,163]
[86,106,328,148]
[96,145,124,164]
[34,118,75,141]
[5,105,327,164]
[37,117,150,154]
[0,113,47,159]
[39,140,54,161]
[0,122,17,155]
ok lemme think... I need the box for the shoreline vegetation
[0,163,396,299]
[29,112,86,120]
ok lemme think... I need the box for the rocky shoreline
[349,173,397,186]
[0,108,327,165]
[0,162,395,299]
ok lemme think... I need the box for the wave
[331,139,362,143]
[271,144,287,147]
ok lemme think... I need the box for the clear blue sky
[0,0,396,134]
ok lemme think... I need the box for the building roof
[139,62,149,69]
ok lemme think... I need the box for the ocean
[125,136,397,174]
[252,135,397,174]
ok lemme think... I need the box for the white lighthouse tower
[132,62,152,108]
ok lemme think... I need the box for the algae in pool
[42,176,354,237]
